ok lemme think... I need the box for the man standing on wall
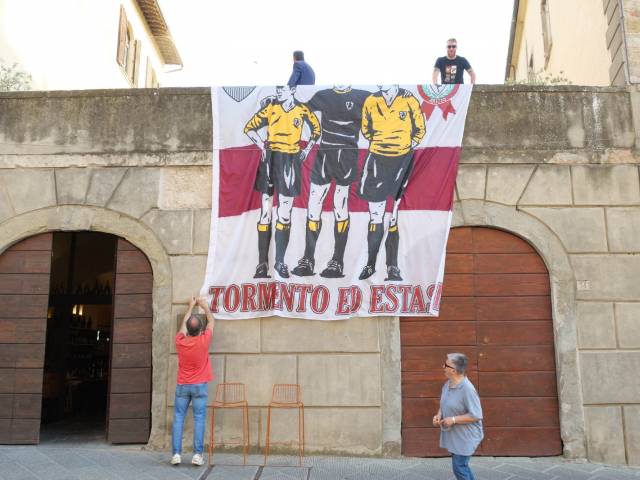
[291,84,370,278]
[358,84,426,281]
[245,85,321,278]
[433,38,476,85]
[171,296,214,467]
[288,50,316,87]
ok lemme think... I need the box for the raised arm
[197,296,215,333]
[179,296,197,335]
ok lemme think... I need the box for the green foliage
[507,69,572,86]
[0,60,32,91]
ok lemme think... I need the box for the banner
[202,84,472,320]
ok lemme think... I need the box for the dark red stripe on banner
[218,145,460,218]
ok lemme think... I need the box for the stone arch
[0,205,172,449]
[453,199,586,458]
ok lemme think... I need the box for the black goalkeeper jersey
[308,88,370,148]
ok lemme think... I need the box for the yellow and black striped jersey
[361,91,426,156]
[244,102,321,154]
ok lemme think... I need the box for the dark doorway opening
[40,232,117,443]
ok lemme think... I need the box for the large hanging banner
[202,84,472,320]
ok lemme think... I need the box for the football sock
[257,222,271,265]
[303,219,322,259]
[275,222,291,264]
[385,224,399,267]
[333,218,350,262]
[366,222,384,266]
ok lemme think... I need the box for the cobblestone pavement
[1,444,639,480]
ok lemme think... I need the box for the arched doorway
[401,227,562,456]
[0,232,152,444]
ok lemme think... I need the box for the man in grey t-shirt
[433,353,483,480]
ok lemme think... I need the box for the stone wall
[1,86,640,463]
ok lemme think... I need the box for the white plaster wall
[0,0,166,90]
[513,0,611,86]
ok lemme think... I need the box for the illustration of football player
[290,85,371,278]
[244,85,321,279]
[357,84,426,281]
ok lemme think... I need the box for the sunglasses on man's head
[447,45,457,49]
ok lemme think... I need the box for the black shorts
[357,151,414,202]
[254,150,303,197]
[310,147,359,186]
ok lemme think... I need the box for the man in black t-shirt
[290,85,370,279]
[433,38,476,85]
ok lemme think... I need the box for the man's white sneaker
[171,453,181,465]
[192,453,204,466]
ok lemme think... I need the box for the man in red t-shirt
[171,296,214,467]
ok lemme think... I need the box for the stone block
[616,303,640,348]
[298,354,381,406]
[261,317,379,353]
[0,187,14,223]
[212,319,261,353]
[485,166,535,205]
[107,167,161,218]
[84,168,127,206]
[519,166,572,205]
[624,405,640,466]
[193,209,212,254]
[523,208,607,252]
[224,355,296,406]
[213,404,261,449]
[304,407,381,455]
[452,201,464,227]
[167,404,262,451]
[571,255,640,301]
[606,208,640,252]
[572,165,640,205]
[580,352,640,403]
[167,354,224,406]
[0,169,56,215]
[159,167,211,210]
[142,209,193,255]
[455,165,486,200]
[576,302,616,349]
[584,406,626,464]
[55,168,92,205]
[170,255,208,303]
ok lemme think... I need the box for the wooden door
[107,239,153,444]
[401,227,562,456]
[0,234,52,444]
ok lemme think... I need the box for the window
[145,57,159,88]
[116,6,128,68]
[116,6,140,87]
[541,0,553,66]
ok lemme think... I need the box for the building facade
[505,0,640,86]
[0,85,639,465]
[0,0,181,90]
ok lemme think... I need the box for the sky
[157,0,515,87]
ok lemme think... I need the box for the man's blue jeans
[452,454,476,480]
[172,383,208,455]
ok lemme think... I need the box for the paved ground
[0,444,639,480]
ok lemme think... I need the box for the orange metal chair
[264,384,304,466]
[208,383,250,466]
